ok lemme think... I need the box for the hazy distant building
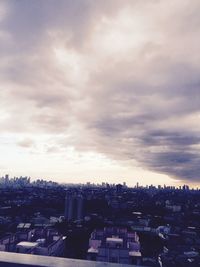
[116,184,123,195]
[64,191,84,221]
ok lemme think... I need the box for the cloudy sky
[0,0,200,186]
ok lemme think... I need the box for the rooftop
[106,237,123,243]
[17,241,39,248]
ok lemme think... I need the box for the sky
[0,0,200,187]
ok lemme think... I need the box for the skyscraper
[64,191,84,221]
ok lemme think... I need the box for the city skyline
[1,1,200,187]
[0,173,196,189]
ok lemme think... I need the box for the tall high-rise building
[64,191,84,221]
[64,192,74,221]
[76,194,84,221]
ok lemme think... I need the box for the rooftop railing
[0,251,143,267]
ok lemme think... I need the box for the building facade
[64,191,84,221]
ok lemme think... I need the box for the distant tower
[5,174,9,185]
[64,192,74,221]
[64,191,84,221]
[116,184,123,194]
[77,194,84,221]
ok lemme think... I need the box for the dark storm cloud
[142,131,200,147]
[1,0,200,183]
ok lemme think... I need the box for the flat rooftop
[106,237,123,243]
[0,251,145,267]
[17,241,39,248]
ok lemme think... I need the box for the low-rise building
[0,226,65,257]
[87,227,141,265]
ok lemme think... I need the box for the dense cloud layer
[1,0,200,183]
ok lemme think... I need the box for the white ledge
[0,251,140,267]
